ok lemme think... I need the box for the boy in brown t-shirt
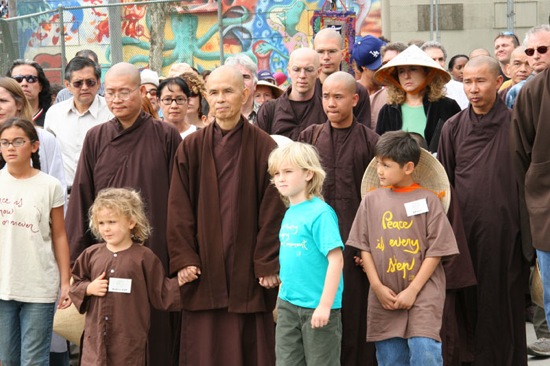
[347,131,458,365]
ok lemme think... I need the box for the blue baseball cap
[351,36,387,71]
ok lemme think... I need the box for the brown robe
[167,118,285,365]
[438,98,529,366]
[66,111,182,366]
[300,120,378,366]
[511,69,550,253]
[70,244,182,366]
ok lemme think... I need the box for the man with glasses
[257,48,326,140]
[56,49,105,103]
[511,24,550,359]
[44,57,113,194]
[506,25,550,107]
[65,62,182,365]
[6,59,52,127]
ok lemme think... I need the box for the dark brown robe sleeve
[144,252,182,312]
[70,249,93,314]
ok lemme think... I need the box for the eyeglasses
[0,138,33,148]
[71,79,97,88]
[12,75,39,84]
[525,46,550,56]
[146,89,157,97]
[104,86,139,101]
[160,97,187,105]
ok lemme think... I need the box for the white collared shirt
[44,95,113,186]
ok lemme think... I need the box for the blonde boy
[268,142,344,366]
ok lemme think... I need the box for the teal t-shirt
[278,197,344,309]
[401,103,427,137]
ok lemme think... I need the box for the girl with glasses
[0,117,72,365]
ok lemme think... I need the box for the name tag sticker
[404,199,429,217]
[108,278,132,293]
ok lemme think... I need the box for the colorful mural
[16,0,381,79]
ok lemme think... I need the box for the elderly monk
[498,46,533,101]
[438,56,529,366]
[66,62,182,365]
[300,71,379,366]
[167,65,285,366]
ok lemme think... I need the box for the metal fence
[0,0,228,84]
[0,1,360,85]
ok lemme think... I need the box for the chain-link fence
[0,0,362,84]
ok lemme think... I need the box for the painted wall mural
[16,0,381,82]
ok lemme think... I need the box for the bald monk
[498,46,533,100]
[167,65,285,366]
[66,62,183,365]
[438,56,529,366]
[313,28,371,127]
[257,48,327,140]
[300,71,379,366]
[468,48,491,59]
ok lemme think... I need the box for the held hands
[86,271,109,297]
[178,266,201,286]
[58,283,72,309]
[258,274,280,289]
[311,305,331,328]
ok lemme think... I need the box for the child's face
[0,126,38,166]
[272,162,313,205]
[95,208,136,249]
[376,157,414,187]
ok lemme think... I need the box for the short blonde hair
[267,142,326,206]
[89,188,151,243]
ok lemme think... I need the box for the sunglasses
[12,75,39,84]
[525,46,549,56]
[71,79,97,88]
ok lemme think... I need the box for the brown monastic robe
[300,120,379,366]
[438,98,529,366]
[167,118,285,366]
[70,244,182,366]
[66,111,182,366]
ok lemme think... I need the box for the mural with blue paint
[15,0,381,79]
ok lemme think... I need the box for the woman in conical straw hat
[374,45,461,152]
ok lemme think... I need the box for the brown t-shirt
[347,186,458,342]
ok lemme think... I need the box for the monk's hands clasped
[178,266,201,286]
[86,271,108,297]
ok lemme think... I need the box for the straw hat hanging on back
[374,45,451,90]
[360,148,451,213]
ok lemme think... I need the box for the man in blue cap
[351,35,387,129]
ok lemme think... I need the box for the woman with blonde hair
[0,77,66,192]
[375,45,461,152]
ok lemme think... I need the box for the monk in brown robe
[66,62,182,365]
[167,65,285,366]
[313,28,371,127]
[256,48,326,140]
[437,56,529,366]
[299,71,379,366]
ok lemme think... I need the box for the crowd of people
[0,22,549,366]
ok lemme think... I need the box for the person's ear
[403,161,415,175]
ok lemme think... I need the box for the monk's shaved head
[289,48,320,68]
[510,46,527,62]
[464,55,501,78]
[469,48,490,59]
[208,65,245,90]
[324,71,357,94]
[314,28,343,49]
[105,62,140,86]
